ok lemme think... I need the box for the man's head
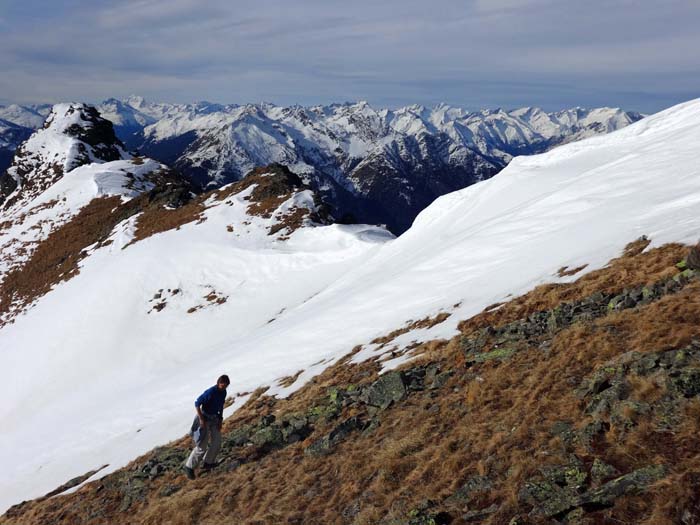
[217,374,230,390]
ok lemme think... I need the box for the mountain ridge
[1,98,643,233]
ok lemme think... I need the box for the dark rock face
[62,105,125,163]
[344,133,498,233]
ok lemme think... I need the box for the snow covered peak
[98,98,157,129]
[124,94,147,109]
[0,103,129,211]
[0,104,47,130]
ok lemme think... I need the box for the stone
[578,465,666,508]
[590,458,620,486]
[687,243,700,271]
[564,507,589,524]
[305,417,367,456]
[250,425,284,449]
[424,364,440,385]
[363,371,406,410]
[539,458,587,490]
[519,479,578,518]
[158,484,181,498]
[224,459,242,472]
[465,346,518,365]
[550,420,575,449]
[671,367,700,397]
[576,420,609,451]
[445,475,493,506]
[224,425,254,447]
[431,371,453,390]
[461,328,490,355]
[523,464,665,517]
[462,504,498,522]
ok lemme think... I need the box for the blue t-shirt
[195,385,226,417]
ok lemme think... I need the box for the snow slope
[1,98,699,513]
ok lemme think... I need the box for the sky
[0,0,699,113]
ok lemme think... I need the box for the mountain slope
[0,98,697,518]
[105,98,641,233]
[5,239,699,524]
[1,98,642,234]
[0,119,32,178]
[0,104,50,130]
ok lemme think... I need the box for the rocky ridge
[0,103,131,211]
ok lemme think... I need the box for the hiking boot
[183,466,196,480]
[202,462,217,470]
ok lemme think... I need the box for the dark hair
[217,374,230,386]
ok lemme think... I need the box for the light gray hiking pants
[185,414,222,469]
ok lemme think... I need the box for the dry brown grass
[623,235,652,257]
[278,370,304,388]
[0,196,125,324]
[268,207,310,237]
[370,312,451,346]
[628,374,667,403]
[130,194,208,243]
[556,263,588,277]
[3,240,700,525]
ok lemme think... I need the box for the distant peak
[125,95,147,108]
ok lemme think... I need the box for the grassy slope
[3,240,700,525]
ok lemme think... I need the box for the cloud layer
[1,0,699,112]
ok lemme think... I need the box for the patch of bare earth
[4,239,700,525]
[187,288,228,314]
[278,370,305,388]
[556,264,588,277]
[371,312,452,346]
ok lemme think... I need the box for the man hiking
[183,374,230,480]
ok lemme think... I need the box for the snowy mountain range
[1,98,643,232]
[0,97,698,515]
